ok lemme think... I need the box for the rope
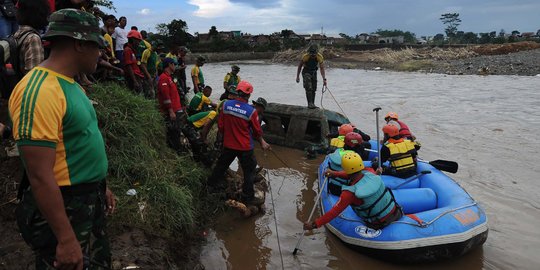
[268,149,292,194]
[269,149,290,168]
[265,160,286,270]
[0,198,16,207]
[320,85,350,120]
[336,202,478,228]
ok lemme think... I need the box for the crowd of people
[0,0,425,268]
[1,1,274,268]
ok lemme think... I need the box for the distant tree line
[436,13,539,44]
[146,14,538,53]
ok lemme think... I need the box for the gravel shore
[430,49,540,76]
[273,44,540,76]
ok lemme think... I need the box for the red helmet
[127,30,142,40]
[385,111,399,121]
[344,132,363,147]
[338,124,354,136]
[236,81,253,95]
[382,124,399,137]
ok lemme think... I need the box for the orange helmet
[382,124,399,137]
[338,124,354,136]
[236,81,254,95]
[385,111,399,121]
[127,30,142,40]
[344,132,363,147]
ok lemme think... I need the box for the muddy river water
[198,61,540,269]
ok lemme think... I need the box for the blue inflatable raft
[318,143,488,262]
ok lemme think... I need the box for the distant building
[522,32,535,38]
[416,38,427,45]
[218,30,242,40]
[378,36,404,44]
[242,34,271,46]
[357,33,370,43]
[327,37,348,45]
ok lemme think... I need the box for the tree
[339,33,352,40]
[154,19,190,46]
[511,30,520,36]
[209,26,218,37]
[433,33,445,43]
[94,0,115,10]
[280,29,294,38]
[462,32,478,44]
[478,33,491,44]
[499,29,506,37]
[440,13,461,41]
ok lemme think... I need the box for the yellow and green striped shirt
[9,67,108,186]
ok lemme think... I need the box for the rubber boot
[305,91,312,108]
[307,91,318,109]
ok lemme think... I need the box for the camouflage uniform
[300,45,324,108]
[17,184,111,269]
[14,9,110,269]
[166,111,211,165]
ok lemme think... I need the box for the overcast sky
[106,0,540,36]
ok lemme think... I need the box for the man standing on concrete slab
[296,44,327,109]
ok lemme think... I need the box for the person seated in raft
[304,152,403,230]
[327,124,352,151]
[327,123,371,147]
[343,131,371,161]
[326,148,354,196]
[375,124,420,179]
[187,85,217,116]
[384,111,415,142]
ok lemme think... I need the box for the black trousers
[208,148,257,199]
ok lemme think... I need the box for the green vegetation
[90,83,217,236]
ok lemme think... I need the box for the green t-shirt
[9,67,108,186]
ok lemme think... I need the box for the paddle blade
[429,160,458,173]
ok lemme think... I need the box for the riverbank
[272,42,540,76]
[0,83,221,269]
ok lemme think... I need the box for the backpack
[0,30,36,99]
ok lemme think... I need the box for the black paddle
[427,160,458,174]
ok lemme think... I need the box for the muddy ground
[0,149,206,270]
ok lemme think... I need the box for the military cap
[252,97,267,110]
[42,9,106,47]
[197,56,206,63]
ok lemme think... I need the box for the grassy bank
[90,83,216,237]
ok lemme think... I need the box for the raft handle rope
[265,168,286,270]
[336,202,478,228]
[320,85,351,120]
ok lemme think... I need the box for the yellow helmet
[341,152,365,174]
